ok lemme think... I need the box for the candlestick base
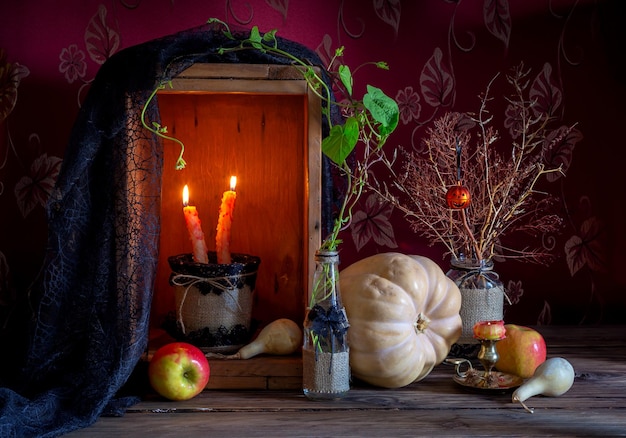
[445,354,523,393]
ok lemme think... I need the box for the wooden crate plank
[208,356,302,377]
[175,63,311,81]
[206,376,269,390]
[267,376,302,390]
[177,63,272,79]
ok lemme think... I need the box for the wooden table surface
[68,325,626,437]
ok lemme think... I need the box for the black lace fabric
[0,24,335,437]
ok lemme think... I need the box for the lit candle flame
[182,184,190,206]
[230,175,237,191]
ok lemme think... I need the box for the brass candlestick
[446,320,523,391]
[477,338,499,378]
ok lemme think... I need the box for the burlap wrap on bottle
[447,258,504,345]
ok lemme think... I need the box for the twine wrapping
[303,304,350,396]
[457,285,505,344]
[171,272,256,335]
[302,349,350,396]
[453,262,510,345]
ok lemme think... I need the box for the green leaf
[322,117,359,165]
[338,65,353,96]
[262,29,278,48]
[363,85,399,136]
[249,26,264,50]
[375,61,390,71]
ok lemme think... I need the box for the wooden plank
[206,376,301,390]
[177,63,273,79]
[67,409,626,438]
[175,63,311,81]
[267,376,302,390]
[205,355,302,389]
[164,78,309,94]
[205,376,268,390]
[207,356,302,377]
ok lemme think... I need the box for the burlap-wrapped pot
[168,251,260,353]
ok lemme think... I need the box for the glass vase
[302,250,350,400]
[446,257,504,348]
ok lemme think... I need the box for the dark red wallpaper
[1,0,624,328]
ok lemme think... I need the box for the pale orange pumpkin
[340,252,462,388]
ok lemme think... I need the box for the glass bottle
[302,250,350,400]
[446,256,504,347]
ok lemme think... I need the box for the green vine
[140,81,187,170]
[209,18,400,252]
[140,19,400,252]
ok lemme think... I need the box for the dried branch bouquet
[375,65,580,265]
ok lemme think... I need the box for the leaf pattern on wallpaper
[315,34,334,69]
[506,279,524,305]
[266,0,289,21]
[542,125,582,182]
[350,193,397,252]
[565,216,607,276]
[420,47,455,108]
[483,0,511,48]
[85,5,120,65]
[0,50,30,124]
[504,98,524,140]
[530,63,562,118]
[14,153,62,218]
[373,0,401,35]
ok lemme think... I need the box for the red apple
[495,324,547,379]
[148,342,210,400]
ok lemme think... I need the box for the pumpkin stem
[414,313,430,333]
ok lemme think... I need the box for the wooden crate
[205,356,302,390]
[149,64,321,388]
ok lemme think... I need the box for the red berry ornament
[446,185,471,209]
